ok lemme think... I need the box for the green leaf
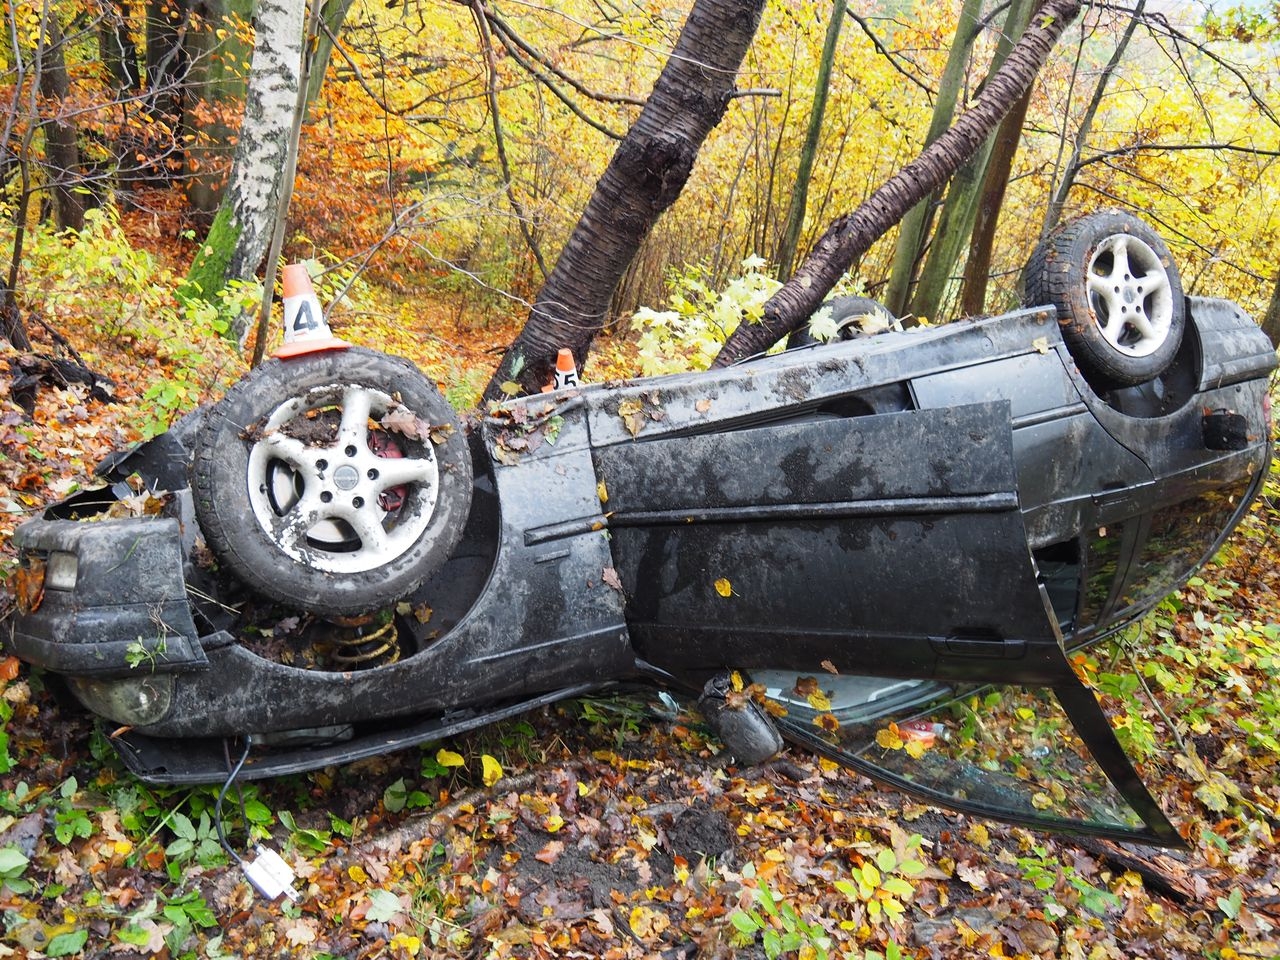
[1217,887,1243,919]
[876,848,897,872]
[833,879,859,899]
[116,925,153,947]
[730,911,759,934]
[762,928,782,960]
[882,876,915,898]
[0,846,28,877]
[171,812,196,842]
[46,930,89,957]
[366,888,401,923]
[243,799,272,824]
[383,778,407,813]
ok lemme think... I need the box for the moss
[179,206,241,316]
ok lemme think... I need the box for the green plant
[631,255,782,375]
[577,695,646,749]
[0,846,31,894]
[1017,845,1120,918]
[163,811,227,878]
[729,880,833,960]
[834,837,925,925]
[53,777,95,845]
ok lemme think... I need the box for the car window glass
[1118,483,1250,613]
[1079,523,1126,626]
[767,676,1148,836]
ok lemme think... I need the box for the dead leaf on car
[602,566,623,592]
[714,577,732,597]
[617,397,645,437]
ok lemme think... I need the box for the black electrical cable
[214,735,253,865]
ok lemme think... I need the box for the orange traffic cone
[273,264,349,359]
[553,348,579,389]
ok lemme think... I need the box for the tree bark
[484,0,766,400]
[881,0,983,316]
[958,83,1034,316]
[908,0,1037,322]
[183,0,304,321]
[38,12,86,231]
[713,0,1084,366]
[1263,270,1280,349]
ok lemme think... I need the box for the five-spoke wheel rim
[1085,234,1174,359]
[246,383,440,573]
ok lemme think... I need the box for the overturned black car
[7,212,1275,848]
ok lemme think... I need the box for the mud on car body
[7,212,1275,847]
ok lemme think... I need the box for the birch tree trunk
[484,0,766,399]
[713,0,1084,366]
[183,0,304,328]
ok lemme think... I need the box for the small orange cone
[553,348,579,389]
[273,263,349,359]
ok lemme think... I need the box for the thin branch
[471,0,549,281]
[485,13,627,139]
[480,2,644,106]
[844,9,935,96]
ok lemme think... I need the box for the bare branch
[844,9,936,96]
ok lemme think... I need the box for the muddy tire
[1023,210,1184,388]
[790,296,897,348]
[192,347,472,616]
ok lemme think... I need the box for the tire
[1023,210,1184,388]
[192,347,473,617]
[789,296,897,348]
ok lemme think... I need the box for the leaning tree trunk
[713,0,1084,365]
[484,0,766,400]
[183,0,304,326]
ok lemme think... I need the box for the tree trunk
[958,83,1034,316]
[1263,270,1280,349]
[907,0,1037,322]
[183,0,255,218]
[183,0,304,320]
[881,0,983,316]
[305,0,356,112]
[713,0,1084,366]
[144,0,192,186]
[484,0,766,400]
[775,0,846,282]
[38,12,86,232]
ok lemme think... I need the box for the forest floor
[1,279,1279,960]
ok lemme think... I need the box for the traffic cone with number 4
[274,264,349,359]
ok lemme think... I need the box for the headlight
[67,675,173,727]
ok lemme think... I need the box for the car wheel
[1023,210,1184,388]
[192,347,473,617]
[790,296,897,347]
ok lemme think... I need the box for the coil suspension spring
[332,619,400,667]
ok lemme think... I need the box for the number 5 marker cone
[553,348,579,389]
[273,263,350,359]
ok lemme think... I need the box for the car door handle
[929,636,1028,658]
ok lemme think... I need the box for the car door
[596,398,1181,845]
